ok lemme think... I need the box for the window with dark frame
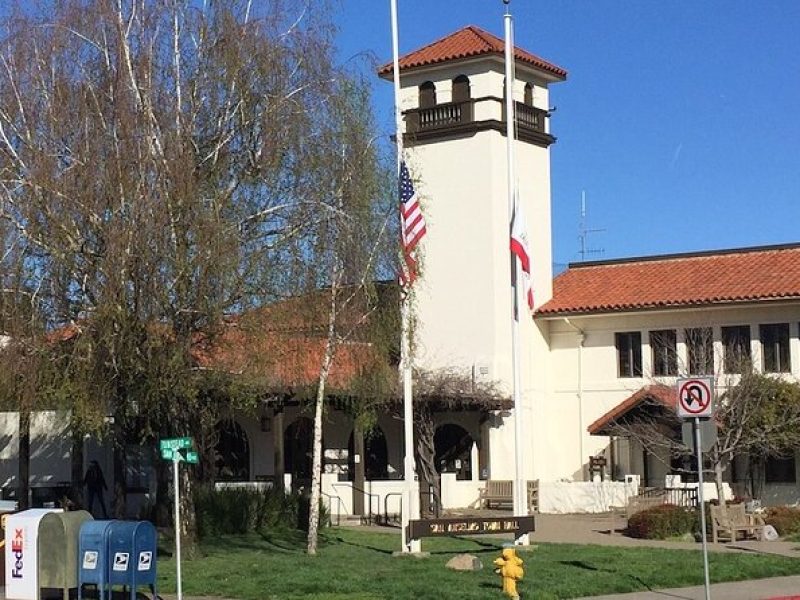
[686,327,713,375]
[615,331,642,378]
[760,323,790,373]
[418,81,436,108]
[765,454,796,483]
[722,325,751,373]
[451,75,471,103]
[650,329,677,376]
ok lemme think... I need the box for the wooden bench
[710,503,765,543]
[481,480,512,509]
[479,480,539,512]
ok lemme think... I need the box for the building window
[686,327,713,375]
[419,81,436,109]
[616,332,642,378]
[722,325,751,373]
[524,83,534,106]
[452,75,470,103]
[650,329,677,376]
[761,323,790,373]
[765,455,796,483]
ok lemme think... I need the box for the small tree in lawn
[291,76,395,555]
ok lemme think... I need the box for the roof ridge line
[568,241,800,269]
[467,24,500,49]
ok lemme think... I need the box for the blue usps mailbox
[132,521,158,598]
[107,520,158,600]
[78,520,115,600]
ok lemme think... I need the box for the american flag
[399,161,426,286]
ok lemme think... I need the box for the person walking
[84,460,109,518]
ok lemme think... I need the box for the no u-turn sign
[676,377,714,419]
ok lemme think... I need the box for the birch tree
[287,76,395,555]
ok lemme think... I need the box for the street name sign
[160,437,193,451]
[676,377,714,419]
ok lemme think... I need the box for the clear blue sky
[334,0,800,269]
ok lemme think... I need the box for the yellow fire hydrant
[494,546,524,599]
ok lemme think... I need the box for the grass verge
[155,527,800,599]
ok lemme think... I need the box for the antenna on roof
[578,190,605,262]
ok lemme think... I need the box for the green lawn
[155,528,800,600]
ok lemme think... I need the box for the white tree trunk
[307,271,339,555]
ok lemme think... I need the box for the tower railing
[404,96,550,141]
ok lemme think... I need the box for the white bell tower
[380,25,566,480]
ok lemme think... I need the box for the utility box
[78,520,115,600]
[38,510,93,600]
[4,508,62,600]
[107,520,158,600]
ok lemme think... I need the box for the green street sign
[160,437,194,452]
[185,450,199,464]
[160,448,175,460]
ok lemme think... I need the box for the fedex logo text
[11,528,23,578]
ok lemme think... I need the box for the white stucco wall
[541,302,800,487]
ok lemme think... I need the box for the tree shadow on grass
[327,533,504,556]
[556,559,694,598]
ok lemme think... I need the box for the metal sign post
[694,417,711,600]
[173,453,183,600]
[676,379,713,600]
[160,436,196,600]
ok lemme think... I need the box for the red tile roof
[378,25,567,80]
[587,385,676,435]
[538,244,800,316]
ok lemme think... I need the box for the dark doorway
[215,419,250,481]
[284,417,314,485]
[434,424,474,480]
[348,427,389,480]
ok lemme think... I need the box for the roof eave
[379,53,567,82]
[536,296,800,320]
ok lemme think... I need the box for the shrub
[194,485,329,538]
[626,504,699,539]
[764,506,800,536]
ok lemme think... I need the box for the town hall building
[2,25,799,517]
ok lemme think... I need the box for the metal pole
[694,417,711,600]
[173,455,183,600]
[503,2,528,545]
[390,0,420,554]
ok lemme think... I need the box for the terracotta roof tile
[587,385,676,435]
[538,244,800,316]
[378,25,567,79]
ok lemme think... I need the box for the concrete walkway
[575,575,800,599]
[529,512,800,558]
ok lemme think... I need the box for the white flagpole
[503,0,529,545]
[390,0,421,554]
